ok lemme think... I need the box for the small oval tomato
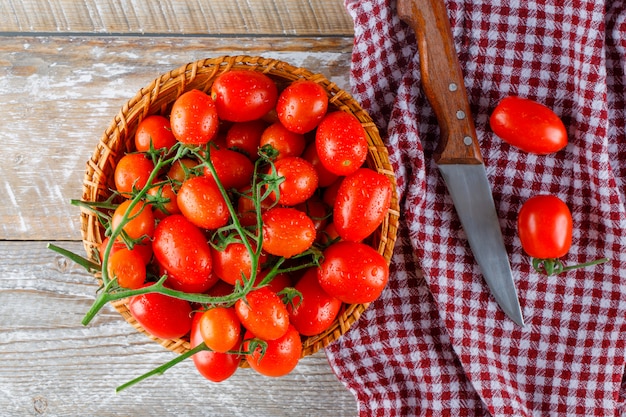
[244,325,302,377]
[170,89,219,145]
[490,96,568,154]
[318,241,389,304]
[277,80,328,134]
[295,195,330,235]
[199,307,241,353]
[111,200,155,241]
[236,186,272,227]
[334,168,392,242]
[152,214,217,293]
[225,120,267,161]
[203,148,254,190]
[166,158,199,183]
[262,207,316,258]
[268,156,318,206]
[135,115,177,152]
[128,286,193,339]
[177,176,230,230]
[107,247,146,289]
[147,182,180,219]
[517,194,572,259]
[210,241,262,286]
[190,312,240,382]
[211,70,278,122]
[235,287,290,341]
[315,111,368,176]
[288,268,342,336]
[114,153,155,196]
[259,122,306,160]
[99,236,153,265]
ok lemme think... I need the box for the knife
[397,0,525,326]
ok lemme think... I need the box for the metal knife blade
[397,0,525,326]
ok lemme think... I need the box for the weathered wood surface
[1,1,360,415]
[0,0,354,35]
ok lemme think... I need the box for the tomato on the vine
[268,156,318,206]
[276,80,328,134]
[177,175,230,230]
[517,194,572,259]
[190,312,240,382]
[334,168,392,242]
[244,325,302,377]
[135,115,177,152]
[287,267,342,336]
[128,287,193,339]
[235,286,289,341]
[261,207,316,258]
[152,214,217,293]
[489,96,568,154]
[114,153,155,196]
[318,240,389,304]
[259,121,306,160]
[203,148,254,190]
[315,111,368,176]
[111,200,155,241]
[210,241,263,286]
[211,70,278,122]
[198,307,241,353]
[107,247,146,289]
[170,89,219,145]
[225,120,267,161]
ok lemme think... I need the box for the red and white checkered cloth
[325,0,626,415]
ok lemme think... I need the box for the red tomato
[288,268,342,336]
[177,176,230,230]
[262,207,316,258]
[111,200,155,241]
[302,141,339,188]
[147,182,180,219]
[318,241,389,304]
[276,80,328,134]
[211,70,278,122]
[128,287,193,339]
[225,120,267,161]
[152,214,217,293]
[295,195,330,234]
[170,89,219,145]
[198,307,241,353]
[490,96,568,154]
[255,270,292,294]
[244,325,302,377]
[107,247,146,289]
[114,153,155,196]
[334,168,392,242]
[235,287,290,341]
[135,115,177,152]
[203,148,254,190]
[268,156,318,206]
[259,122,306,160]
[236,186,272,227]
[190,312,240,382]
[166,158,199,183]
[99,236,153,265]
[210,241,261,286]
[315,111,368,176]
[517,194,573,259]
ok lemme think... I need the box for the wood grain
[0,36,353,241]
[0,241,358,416]
[0,0,354,36]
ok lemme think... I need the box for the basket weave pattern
[80,55,400,360]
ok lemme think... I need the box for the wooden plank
[0,240,358,416]
[0,35,354,241]
[0,0,354,36]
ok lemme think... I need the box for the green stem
[47,243,101,274]
[116,342,210,393]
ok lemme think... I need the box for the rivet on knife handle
[397,0,482,166]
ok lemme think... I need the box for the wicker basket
[79,55,400,362]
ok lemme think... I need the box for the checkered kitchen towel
[325,0,626,415]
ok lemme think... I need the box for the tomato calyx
[531,256,610,276]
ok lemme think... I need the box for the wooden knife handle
[397,0,483,165]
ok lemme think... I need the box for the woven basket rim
[80,55,400,364]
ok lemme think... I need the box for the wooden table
[0,1,359,415]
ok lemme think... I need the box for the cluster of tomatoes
[100,69,393,382]
[490,96,607,275]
